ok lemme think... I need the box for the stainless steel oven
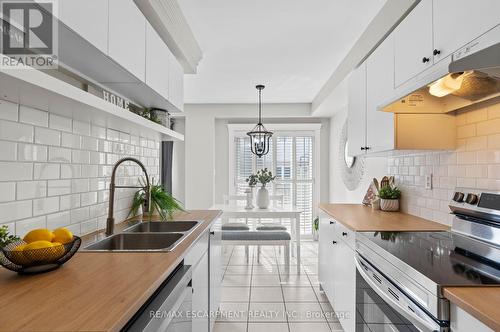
[355,187,500,332]
[124,263,193,332]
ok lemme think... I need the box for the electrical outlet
[425,174,433,190]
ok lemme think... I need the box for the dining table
[211,204,303,268]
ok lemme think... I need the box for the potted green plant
[378,185,402,212]
[312,217,319,241]
[129,178,184,220]
[255,168,276,209]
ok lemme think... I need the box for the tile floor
[214,241,343,332]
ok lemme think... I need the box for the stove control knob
[465,193,479,205]
[453,192,465,203]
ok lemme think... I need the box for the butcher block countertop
[320,203,500,330]
[319,203,449,231]
[0,210,221,332]
[444,287,500,331]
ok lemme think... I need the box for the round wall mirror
[338,121,364,190]
[344,141,355,168]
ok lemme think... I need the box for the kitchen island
[0,210,221,332]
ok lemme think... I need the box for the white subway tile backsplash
[73,120,90,136]
[82,136,98,151]
[0,99,160,237]
[60,194,80,210]
[72,150,90,164]
[0,141,17,160]
[35,127,60,146]
[48,147,72,163]
[47,179,71,196]
[34,163,60,180]
[61,164,81,179]
[71,207,89,223]
[18,143,48,162]
[0,162,33,181]
[0,182,15,202]
[81,192,98,206]
[0,100,18,121]
[61,132,81,149]
[19,106,48,127]
[16,216,46,237]
[71,179,89,193]
[47,211,70,229]
[33,196,59,216]
[49,114,72,132]
[91,125,106,139]
[0,200,32,223]
[0,120,33,142]
[17,181,47,200]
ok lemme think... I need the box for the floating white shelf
[0,64,184,141]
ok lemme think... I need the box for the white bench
[222,230,291,274]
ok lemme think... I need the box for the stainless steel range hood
[383,41,500,114]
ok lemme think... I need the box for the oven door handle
[355,254,444,332]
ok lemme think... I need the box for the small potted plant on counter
[378,185,401,212]
[129,178,184,220]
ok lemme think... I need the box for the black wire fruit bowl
[0,236,81,274]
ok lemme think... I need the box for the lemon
[50,242,65,260]
[10,244,30,265]
[52,227,73,244]
[23,229,54,243]
[23,240,55,262]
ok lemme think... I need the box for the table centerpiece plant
[255,168,276,209]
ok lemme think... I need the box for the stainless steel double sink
[83,221,199,252]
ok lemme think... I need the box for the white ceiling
[178,0,386,104]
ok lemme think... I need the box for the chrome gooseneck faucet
[106,157,150,236]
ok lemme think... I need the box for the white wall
[182,103,330,209]
[329,107,387,203]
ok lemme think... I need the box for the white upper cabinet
[146,22,170,101]
[394,0,433,87]
[169,52,185,111]
[433,0,500,62]
[366,35,395,153]
[108,0,146,81]
[58,0,108,54]
[348,62,367,156]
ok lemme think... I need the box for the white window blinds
[233,133,315,235]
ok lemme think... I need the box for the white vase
[257,187,270,209]
[380,199,399,212]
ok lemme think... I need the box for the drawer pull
[329,221,335,225]
[332,240,337,245]
[342,232,348,237]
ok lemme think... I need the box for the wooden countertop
[444,287,500,331]
[319,203,450,231]
[0,209,221,332]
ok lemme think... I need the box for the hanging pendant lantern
[247,85,273,158]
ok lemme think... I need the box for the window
[229,125,320,236]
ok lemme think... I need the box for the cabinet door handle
[422,57,430,63]
[360,147,366,151]
[342,232,348,237]
[329,221,335,225]
[433,49,441,56]
[210,231,215,235]
[365,146,371,150]
[332,240,337,245]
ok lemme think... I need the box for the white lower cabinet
[450,303,493,332]
[209,223,222,331]
[184,227,221,332]
[318,212,356,332]
[191,251,209,332]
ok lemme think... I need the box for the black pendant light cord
[257,85,264,125]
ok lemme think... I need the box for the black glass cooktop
[358,231,500,286]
